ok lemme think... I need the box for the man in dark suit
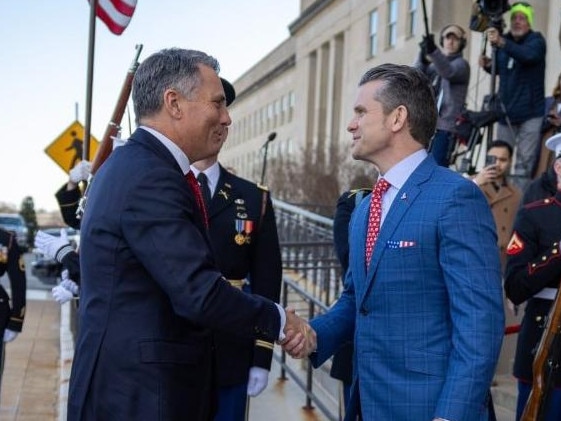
[67,48,308,421]
[284,63,504,420]
[0,228,26,394]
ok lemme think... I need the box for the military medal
[235,219,245,245]
[243,220,254,244]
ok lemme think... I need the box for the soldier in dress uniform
[191,78,282,421]
[504,133,561,420]
[0,228,26,394]
[55,160,92,230]
[330,186,371,410]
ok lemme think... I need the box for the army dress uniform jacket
[208,166,282,386]
[504,190,561,386]
[0,228,26,333]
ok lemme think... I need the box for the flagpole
[83,0,97,162]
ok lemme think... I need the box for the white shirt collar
[380,148,428,190]
[190,161,220,197]
[139,126,191,174]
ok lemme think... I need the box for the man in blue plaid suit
[283,64,505,420]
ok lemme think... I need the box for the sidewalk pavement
[0,293,329,421]
[0,291,59,421]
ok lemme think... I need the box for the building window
[408,0,417,37]
[387,0,398,48]
[369,9,379,57]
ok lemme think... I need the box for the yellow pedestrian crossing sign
[45,121,100,174]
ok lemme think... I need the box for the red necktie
[185,171,209,228]
[365,178,391,266]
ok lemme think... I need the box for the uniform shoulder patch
[506,231,524,255]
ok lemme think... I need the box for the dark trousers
[214,382,248,421]
[516,380,561,421]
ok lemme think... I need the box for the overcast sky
[0,0,299,212]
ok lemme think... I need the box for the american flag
[93,0,137,35]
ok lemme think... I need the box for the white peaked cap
[545,133,561,158]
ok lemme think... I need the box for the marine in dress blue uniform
[504,134,561,420]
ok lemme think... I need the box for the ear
[163,89,182,119]
[389,105,408,132]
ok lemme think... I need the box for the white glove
[52,285,74,304]
[59,228,68,244]
[3,329,18,343]
[34,230,71,261]
[69,160,92,184]
[247,366,269,397]
[60,269,79,295]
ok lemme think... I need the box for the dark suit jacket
[208,166,282,386]
[68,128,281,421]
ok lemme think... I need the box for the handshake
[279,308,317,359]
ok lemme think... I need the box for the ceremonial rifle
[521,283,561,420]
[91,43,143,174]
[76,44,143,219]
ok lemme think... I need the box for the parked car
[0,213,29,250]
[31,227,79,285]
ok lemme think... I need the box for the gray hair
[359,63,437,147]
[132,48,220,123]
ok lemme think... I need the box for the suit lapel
[357,157,434,307]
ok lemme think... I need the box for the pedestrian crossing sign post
[45,120,100,174]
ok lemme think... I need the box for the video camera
[470,0,511,32]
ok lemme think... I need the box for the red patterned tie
[365,178,391,266]
[185,171,209,228]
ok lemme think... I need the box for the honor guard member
[0,228,26,393]
[331,187,371,409]
[56,160,92,230]
[504,133,561,420]
[191,78,282,421]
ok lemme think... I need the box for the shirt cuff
[275,303,286,341]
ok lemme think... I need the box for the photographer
[415,24,470,167]
[473,140,521,271]
[478,2,546,189]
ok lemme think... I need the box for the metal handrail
[273,198,344,420]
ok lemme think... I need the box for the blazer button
[359,307,369,316]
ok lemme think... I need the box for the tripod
[451,42,513,174]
